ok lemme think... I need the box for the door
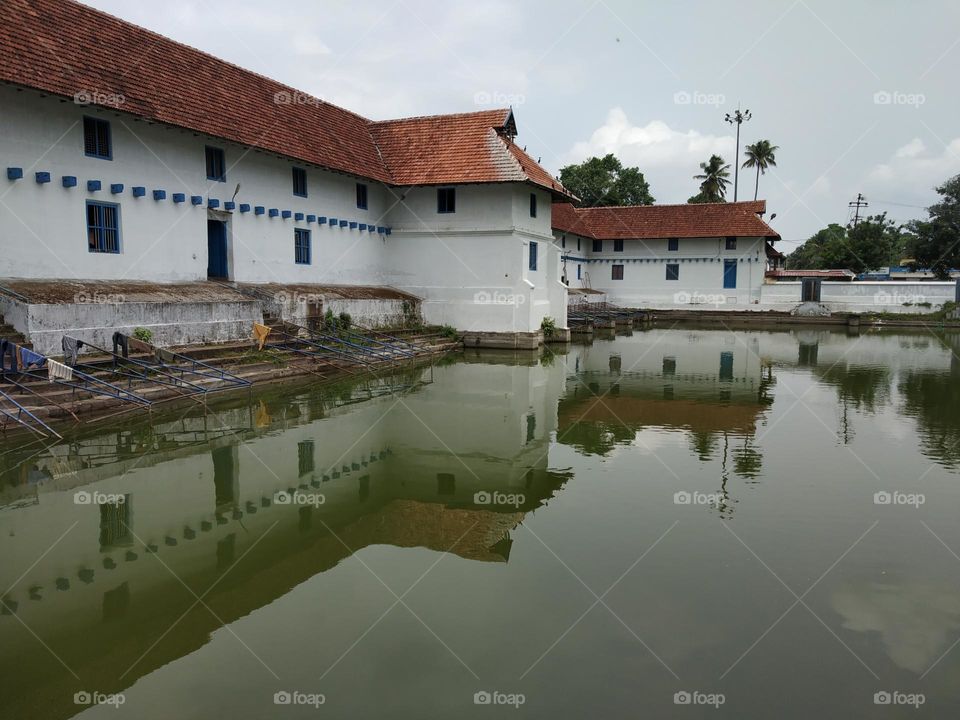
[723,259,737,289]
[207,219,228,279]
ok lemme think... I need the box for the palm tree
[741,140,779,201]
[692,155,731,202]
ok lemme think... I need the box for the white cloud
[867,137,960,190]
[561,108,737,203]
[292,32,331,57]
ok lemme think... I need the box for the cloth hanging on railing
[0,339,17,374]
[48,359,73,382]
[18,345,46,369]
[61,336,84,366]
[112,332,129,358]
[253,323,271,350]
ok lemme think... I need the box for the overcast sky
[82,0,960,250]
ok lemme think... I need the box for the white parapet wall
[759,281,955,314]
[8,299,263,357]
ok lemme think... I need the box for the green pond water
[2,326,960,718]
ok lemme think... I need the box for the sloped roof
[552,201,780,240]
[369,109,572,197]
[0,0,569,195]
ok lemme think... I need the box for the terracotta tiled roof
[552,201,780,240]
[0,0,568,195]
[369,109,572,197]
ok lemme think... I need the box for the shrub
[338,312,352,330]
[439,324,458,340]
[541,316,556,338]
[133,327,153,343]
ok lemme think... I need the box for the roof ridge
[372,108,512,126]
[565,200,766,211]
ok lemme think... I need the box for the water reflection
[2,327,960,718]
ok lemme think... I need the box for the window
[614,239,624,252]
[529,241,538,271]
[292,167,307,197]
[561,235,566,248]
[577,264,581,280]
[356,183,368,209]
[665,263,679,281]
[662,357,676,376]
[725,236,737,250]
[294,228,311,265]
[86,201,120,253]
[529,193,537,218]
[612,264,624,280]
[83,116,112,159]
[577,238,581,251]
[205,146,225,181]
[298,440,314,476]
[668,238,679,251]
[592,239,603,252]
[437,187,456,213]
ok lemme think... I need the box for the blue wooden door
[207,220,228,278]
[723,259,737,289]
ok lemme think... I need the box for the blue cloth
[19,346,46,369]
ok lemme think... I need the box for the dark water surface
[2,327,960,718]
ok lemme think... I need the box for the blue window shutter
[208,198,220,209]
[282,210,292,219]
[173,193,186,203]
[191,195,204,205]
[62,175,77,188]
[87,180,101,192]
[254,206,265,215]
[35,171,51,184]
[306,214,316,223]
[7,167,23,180]
[132,186,146,197]
[153,189,166,200]
[239,204,251,213]
[224,201,236,211]
[269,208,279,217]
[110,183,124,194]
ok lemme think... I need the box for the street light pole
[724,106,752,202]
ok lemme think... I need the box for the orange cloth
[253,323,271,350]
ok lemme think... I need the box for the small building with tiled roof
[552,201,781,309]
[0,0,571,345]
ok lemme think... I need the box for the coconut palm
[741,140,779,201]
[692,155,731,202]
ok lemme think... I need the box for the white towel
[48,359,73,382]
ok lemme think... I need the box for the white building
[552,201,781,308]
[0,0,572,349]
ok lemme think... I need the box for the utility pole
[848,193,868,227]
[725,105,752,202]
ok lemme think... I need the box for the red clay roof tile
[0,0,569,195]
[552,201,780,240]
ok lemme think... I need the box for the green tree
[786,223,846,269]
[741,140,779,201]
[559,154,654,206]
[822,214,901,274]
[906,174,960,279]
[690,155,730,203]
